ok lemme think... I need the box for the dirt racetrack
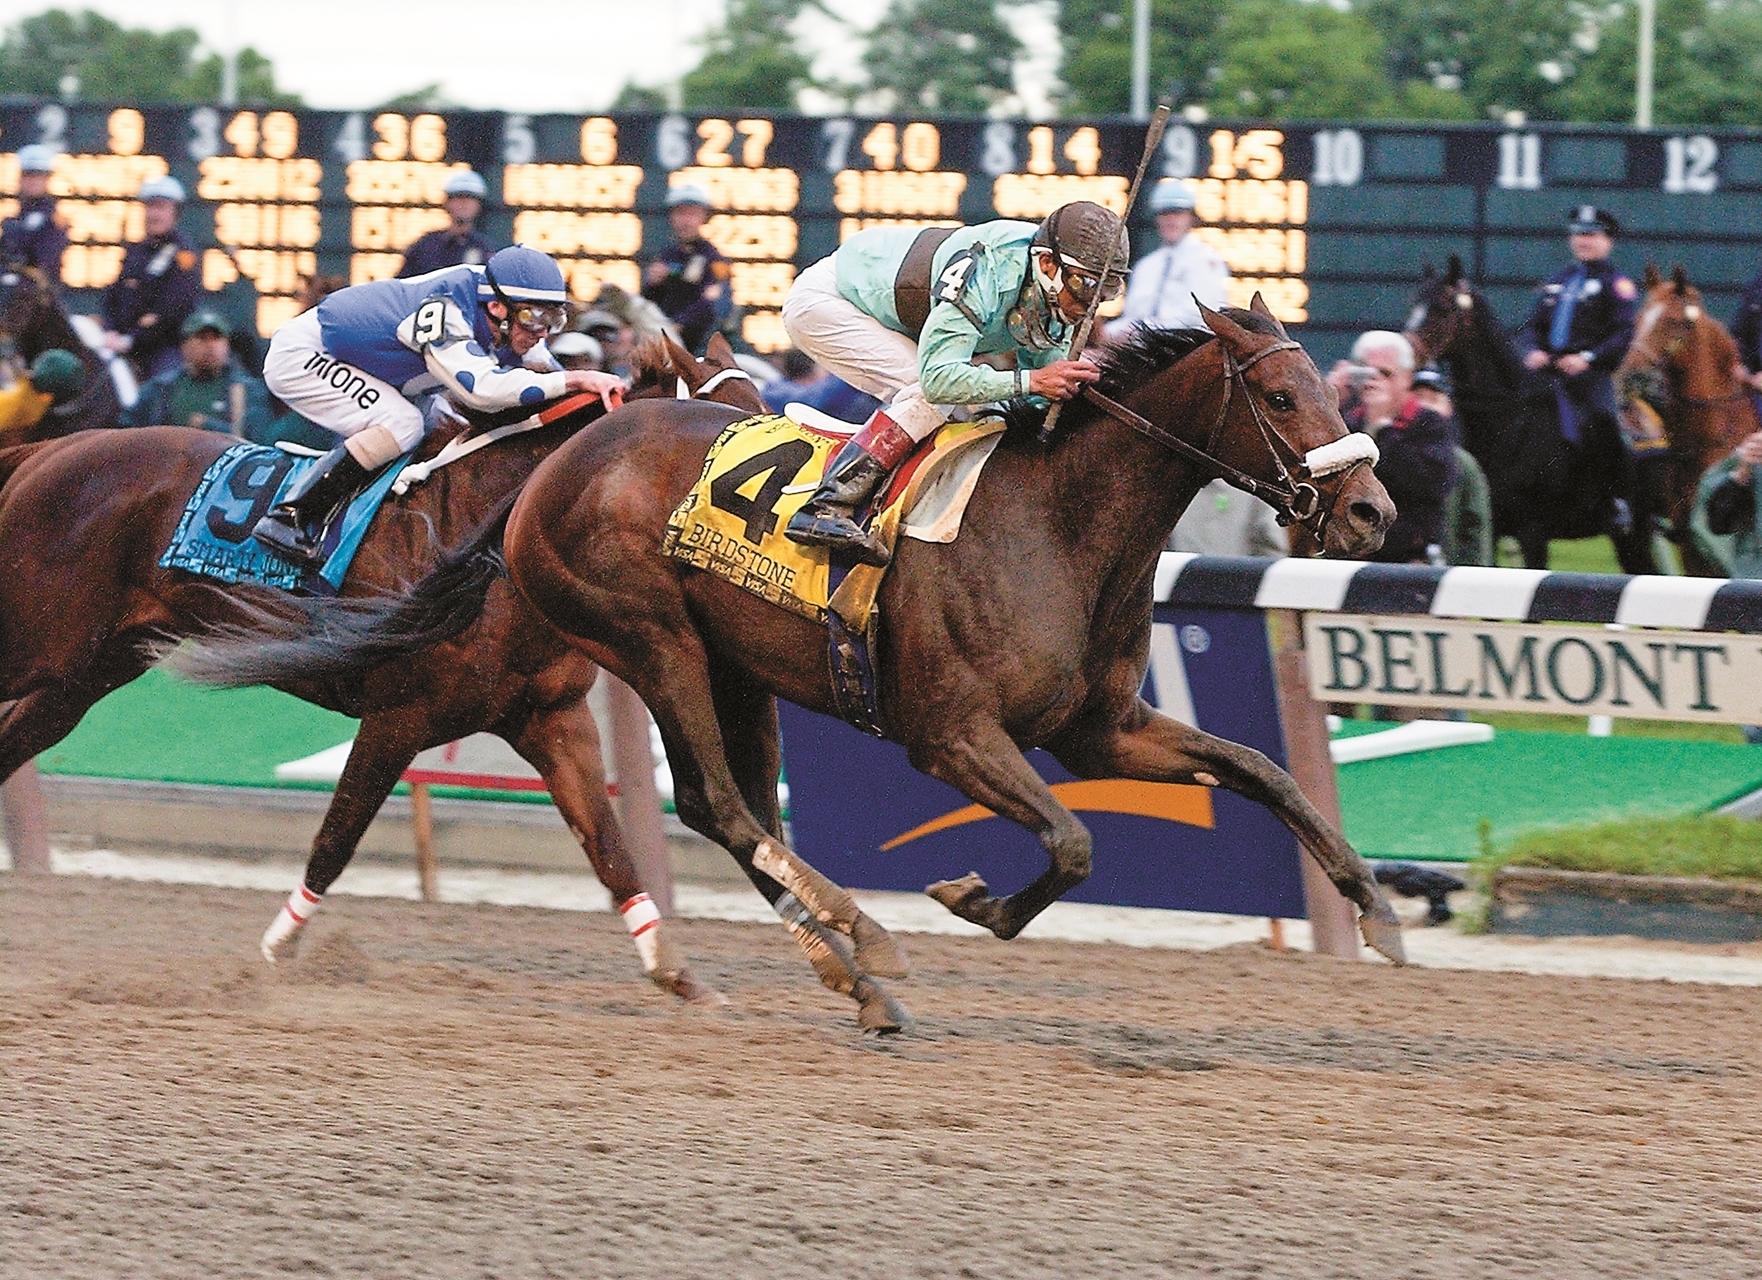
[4,873,1760,1279]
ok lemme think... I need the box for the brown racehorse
[1615,265,1760,576]
[0,334,755,1003]
[186,300,1407,1032]
[0,265,123,437]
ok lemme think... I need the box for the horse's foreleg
[505,695,720,1006]
[259,710,429,964]
[1052,701,1405,964]
[706,655,908,984]
[911,722,1094,941]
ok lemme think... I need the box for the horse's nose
[1349,498,1391,532]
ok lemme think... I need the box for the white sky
[0,0,1062,115]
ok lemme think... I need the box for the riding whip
[1038,103,1172,444]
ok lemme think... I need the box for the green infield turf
[37,670,1762,861]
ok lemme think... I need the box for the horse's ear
[1245,290,1289,337]
[704,332,736,368]
[1446,253,1464,283]
[1643,262,1660,289]
[1198,299,1252,346]
[664,334,704,390]
[1672,263,1689,292]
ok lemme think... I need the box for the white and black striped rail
[1153,554,1762,634]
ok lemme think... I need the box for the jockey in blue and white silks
[778,201,1127,566]
[254,244,622,565]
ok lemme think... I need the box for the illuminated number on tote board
[1496,132,1541,189]
[1663,136,1718,193]
[1311,129,1363,187]
[709,440,816,544]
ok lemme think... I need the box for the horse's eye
[1267,390,1295,411]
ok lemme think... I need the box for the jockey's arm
[400,298,566,412]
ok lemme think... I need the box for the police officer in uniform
[1520,205,1637,441]
[778,201,1125,564]
[397,170,492,278]
[0,145,68,278]
[100,175,201,379]
[1520,205,1643,543]
[642,183,731,355]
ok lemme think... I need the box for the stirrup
[786,510,890,566]
[252,511,326,566]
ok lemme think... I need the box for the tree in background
[1208,0,1392,120]
[679,0,826,111]
[1056,0,1223,117]
[863,0,1025,114]
[0,8,297,104]
[1558,0,1762,126]
[1358,0,1582,120]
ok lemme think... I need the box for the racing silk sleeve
[397,294,566,412]
[916,248,1039,405]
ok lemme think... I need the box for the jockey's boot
[785,439,896,566]
[785,408,914,567]
[252,442,376,566]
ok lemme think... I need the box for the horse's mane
[626,335,678,389]
[1000,312,1278,440]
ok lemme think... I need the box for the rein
[1079,337,1376,538]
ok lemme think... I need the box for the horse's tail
[168,490,518,689]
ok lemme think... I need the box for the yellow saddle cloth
[662,412,1005,631]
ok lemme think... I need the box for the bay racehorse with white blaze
[179,299,1409,1033]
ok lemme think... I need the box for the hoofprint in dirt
[4,875,1759,1280]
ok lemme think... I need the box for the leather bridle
[1079,337,1376,541]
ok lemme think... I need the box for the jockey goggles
[1038,211,1127,307]
[481,260,570,336]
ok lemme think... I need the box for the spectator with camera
[1350,331,1458,564]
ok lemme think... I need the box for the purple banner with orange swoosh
[777,604,1305,918]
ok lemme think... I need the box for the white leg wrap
[261,884,322,964]
[618,892,663,973]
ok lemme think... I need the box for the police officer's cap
[15,144,57,174]
[1567,204,1619,236]
[181,309,231,339]
[138,175,186,203]
[443,170,487,199]
[1149,179,1197,214]
[666,182,713,210]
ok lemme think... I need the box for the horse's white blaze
[1635,302,1664,346]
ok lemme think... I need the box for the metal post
[1635,0,1655,128]
[605,676,675,916]
[220,0,241,107]
[1267,610,1360,959]
[2,762,52,874]
[409,781,439,902]
[1130,0,1152,121]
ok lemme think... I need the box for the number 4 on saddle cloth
[159,443,410,595]
[662,409,1006,734]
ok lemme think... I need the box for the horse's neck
[1042,397,1206,593]
[27,301,85,361]
[411,426,558,529]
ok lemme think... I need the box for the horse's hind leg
[621,631,906,1030]
[1051,701,1405,964]
[0,652,144,784]
[258,709,433,962]
[502,693,721,1006]
[702,659,908,1031]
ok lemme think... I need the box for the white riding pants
[781,255,948,443]
[263,309,426,451]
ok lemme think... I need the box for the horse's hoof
[851,911,909,979]
[1360,908,1408,966]
[927,872,996,929]
[259,919,303,966]
[853,977,911,1036]
[653,967,728,1007]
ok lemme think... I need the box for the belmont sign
[1305,614,1762,722]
